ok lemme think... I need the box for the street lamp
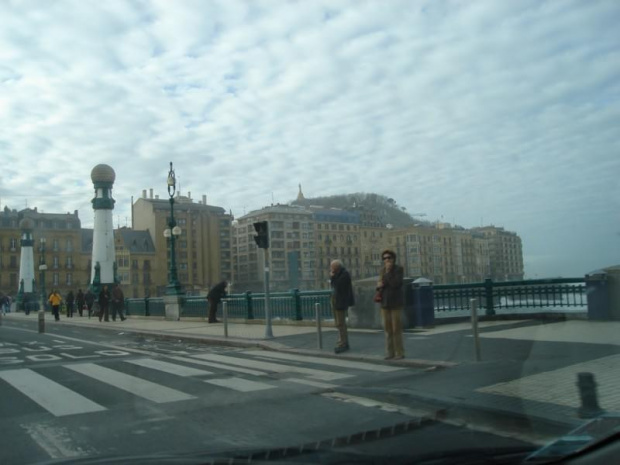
[165,162,183,296]
[38,263,47,333]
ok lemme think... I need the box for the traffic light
[253,221,269,249]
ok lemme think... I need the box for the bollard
[315,302,323,350]
[38,309,45,333]
[470,298,481,361]
[223,301,228,338]
[577,372,604,418]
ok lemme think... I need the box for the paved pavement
[3,310,620,438]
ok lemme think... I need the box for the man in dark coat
[76,289,85,317]
[66,290,75,318]
[330,259,355,354]
[98,285,111,322]
[207,281,228,323]
[85,289,95,318]
[111,284,126,322]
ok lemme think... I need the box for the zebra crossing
[0,351,405,418]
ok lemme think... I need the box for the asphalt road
[0,319,538,464]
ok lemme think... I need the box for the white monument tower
[90,164,117,291]
[16,218,36,310]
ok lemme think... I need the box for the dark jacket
[378,264,404,309]
[85,290,95,306]
[66,291,75,305]
[76,290,85,307]
[98,288,111,307]
[208,281,228,303]
[112,286,124,305]
[330,267,355,311]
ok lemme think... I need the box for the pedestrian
[0,294,8,315]
[76,289,85,317]
[376,249,405,360]
[85,288,95,318]
[330,259,355,354]
[48,289,62,321]
[66,290,75,318]
[98,284,111,322]
[111,283,126,322]
[207,281,228,323]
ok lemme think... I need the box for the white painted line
[204,377,275,392]
[125,358,213,377]
[193,354,352,381]
[322,392,427,417]
[0,369,106,417]
[242,350,403,372]
[169,355,268,377]
[283,378,337,389]
[65,363,195,404]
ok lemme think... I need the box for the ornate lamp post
[163,162,183,320]
[165,162,183,296]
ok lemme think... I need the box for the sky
[1,0,618,279]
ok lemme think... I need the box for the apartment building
[0,207,83,295]
[232,205,315,292]
[472,226,524,281]
[132,191,232,295]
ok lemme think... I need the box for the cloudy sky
[1,0,618,279]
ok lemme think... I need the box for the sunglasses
[382,256,393,261]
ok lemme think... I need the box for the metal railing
[433,278,586,315]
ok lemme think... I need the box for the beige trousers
[381,307,404,357]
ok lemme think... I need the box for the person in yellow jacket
[48,289,62,321]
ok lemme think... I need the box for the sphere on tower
[19,218,34,231]
[91,164,116,185]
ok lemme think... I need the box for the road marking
[168,355,268,377]
[65,363,195,403]
[0,369,106,417]
[242,350,403,372]
[125,358,213,376]
[22,423,95,459]
[283,378,337,389]
[193,354,352,381]
[204,377,275,392]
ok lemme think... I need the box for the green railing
[125,289,333,320]
[433,278,586,315]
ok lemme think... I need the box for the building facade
[132,191,232,295]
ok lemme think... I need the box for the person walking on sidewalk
[76,289,85,317]
[207,281,228,323]
[85,288,95,318]
[111,284,126,322]
[66,290,75,318]
[98,284,111,322]
[377,249,405,360]
[330,259,355,354]
[48,290,62,321]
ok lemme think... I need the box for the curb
[3,313,452,369]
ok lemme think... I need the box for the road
[1,319,538,464]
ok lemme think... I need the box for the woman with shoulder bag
[376,249,405,360]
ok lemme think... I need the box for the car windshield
[1,1,619,464]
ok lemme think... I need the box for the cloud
[0,0,618,278]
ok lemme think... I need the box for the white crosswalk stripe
[0,368,106,417]
[204,377,276,392]
[0,352,405,418]
[125,358,213,376]
[65,363,195,403]
[167,355,268,376]
[242,350,403,372]
[191,354,353,381]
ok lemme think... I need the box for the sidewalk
[4,311,620,438]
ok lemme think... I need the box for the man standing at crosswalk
[330,259,355,354]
